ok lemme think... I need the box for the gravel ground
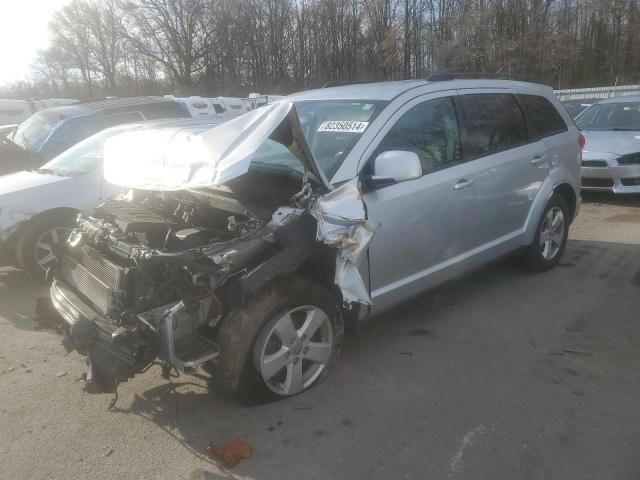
[1,192,639,480]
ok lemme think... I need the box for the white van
[177,96,218,118]
[217,96,247,117]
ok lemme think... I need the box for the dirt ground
[1,192,639,480]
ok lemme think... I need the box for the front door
[361,92,481,313]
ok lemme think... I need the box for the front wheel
[523,194,569,271]
[14,212,76,281]
[216,276,344,403]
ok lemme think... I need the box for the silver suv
[47,79,581,402]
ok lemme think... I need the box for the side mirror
[365,150,422,189]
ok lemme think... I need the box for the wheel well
[295,251,339,299]
[5,207,79,253]
[553,183,577,223]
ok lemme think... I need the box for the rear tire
[14,211,76,281]
[216,275,344,403]
[523,194,569,272]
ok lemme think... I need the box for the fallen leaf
[207,440,251,468]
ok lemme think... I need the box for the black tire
[523,194,569,272]
[14,211,76,281]
[216,275,344,403]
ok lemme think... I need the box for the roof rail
[322,80,378,88]
[427,72,534,82]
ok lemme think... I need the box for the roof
[287,79,553,102]
[40,96,177,118]
[102,117,224,134]
[597,95,640,104]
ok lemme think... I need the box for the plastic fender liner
[238,212,318,297]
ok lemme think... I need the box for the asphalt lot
[1,192,640,480]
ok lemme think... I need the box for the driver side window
[376,96,462,174]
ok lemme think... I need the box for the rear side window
[212,104,226,114]
[518,94,567,139]
[460,93,527,158]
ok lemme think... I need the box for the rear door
[361,91,482,312]
[458,91,547,250]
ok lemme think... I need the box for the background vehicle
[175,96,247,119]
[217,96,247,117]
[48,79,581,401]
[243,94,286,110]
[0,99,32,124]
[0,118,222,280]
[0,96,189,176]
[576,95,640,193]
[561,98,601,118]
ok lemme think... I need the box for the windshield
[10,111,64,152]
[295,100,387,178]
[576,101,640,131]
[39,129,115,177]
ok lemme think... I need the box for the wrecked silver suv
[46,80,581,401]
[47,101,376,400]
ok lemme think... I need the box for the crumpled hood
[582,130,640,156]
[104,102,332,191]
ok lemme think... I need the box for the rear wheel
[216,276,344,403]
[15,212,75,281]
[523,194,569,271]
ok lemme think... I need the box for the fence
[555,85,640,101]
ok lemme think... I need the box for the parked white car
[0,99,32,125]
[31,98,78,112]
[0,118,222,279]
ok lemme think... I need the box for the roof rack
[322,80,378,88]
[427,72,533,82]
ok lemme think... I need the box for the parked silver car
[46,79,581,402]
[577,95,640,193]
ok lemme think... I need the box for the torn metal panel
[103,102,332,192]
[310,178,377,305]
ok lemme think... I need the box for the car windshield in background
[10,111,64,152]
[38,129,114,177]
[296,100,387,178]
[576,102,640,131]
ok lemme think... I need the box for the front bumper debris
[50,278,144,393]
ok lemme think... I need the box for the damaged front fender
[310,178,377,305]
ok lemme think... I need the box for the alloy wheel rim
[254,305,333,396]
[539,207,564,261]
[34,227,71,272]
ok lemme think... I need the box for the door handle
[453,178,475,190]
[530,155,546,165]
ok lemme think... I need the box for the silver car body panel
[310,178,377,305]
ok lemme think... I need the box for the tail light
[578,133,586,150]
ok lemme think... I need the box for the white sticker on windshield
[318,121,369,133]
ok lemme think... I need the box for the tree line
[2,0,639,100]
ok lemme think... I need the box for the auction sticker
[318,121,369,133]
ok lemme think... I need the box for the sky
[0,0,71,86]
